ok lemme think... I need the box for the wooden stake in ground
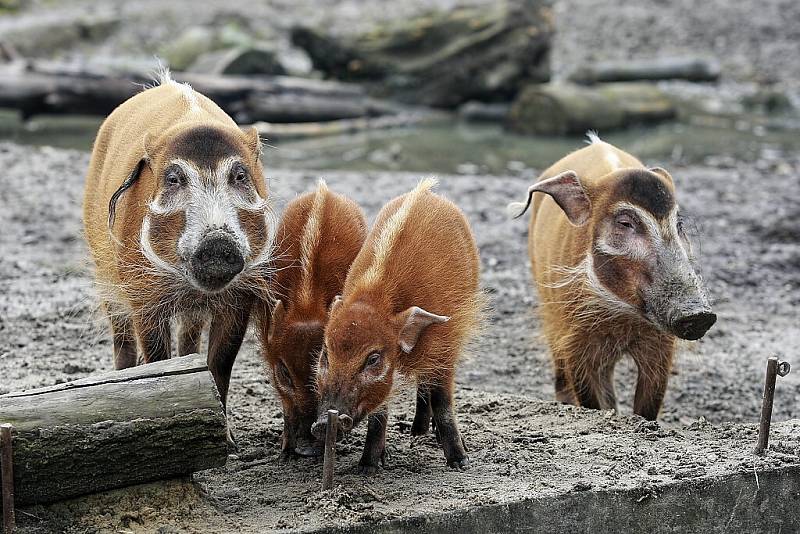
[1,423,14,534]
[755,356,791,455]
[322,409,339,491]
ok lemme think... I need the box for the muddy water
[1,109,799,174]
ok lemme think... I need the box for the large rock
[188,45,286,76]
[291,0,553,108]
[507,82,677,135]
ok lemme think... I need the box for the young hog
[312,178,481,473]
[258,181,367,457]
[83,71,276,412]
[508,133,715,420]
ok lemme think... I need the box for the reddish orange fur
[256,183,366,455]
[317,180,481,470]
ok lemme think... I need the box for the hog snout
[670,309,716,340]
[311,412,355,441]
[190,234,244,290]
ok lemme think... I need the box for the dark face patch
[612,170,675,219]
[169,126,242,169]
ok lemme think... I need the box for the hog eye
[277,361,293,388]
[230,164,248,184]
[165,168,184,187]
[365,352,381,368]
[615,214,636,231]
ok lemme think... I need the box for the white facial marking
[142,157,275,291]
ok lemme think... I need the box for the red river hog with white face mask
[83,71,276,414]
[312,178,482,474]
[508,133,716,420]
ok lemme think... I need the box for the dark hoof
[358,463,381,476]
[410,420,430,437]
[294,443,324,457]
[447,456,470,470]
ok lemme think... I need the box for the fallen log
[251,110,446,140]
[0,60,373,122]
[291,0,553,108]
[568,57,721,85]
[0,354,227,505]
[507,82,677,136]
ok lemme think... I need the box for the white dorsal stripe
[360,177,437,287]
[298,180,328,304]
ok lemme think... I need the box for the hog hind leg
[106,304,137,369]
[430,373,469,469]
[411,384,433,436]
[359,406,388,476]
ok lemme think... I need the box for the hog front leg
[411,384,433,436]
[207,299,253,410]
[631,338,675,420]
[134,315,172,364]
[107,306,138,369]
[430,377,469,469]
[359,406,388,476]
[177,316,204,356]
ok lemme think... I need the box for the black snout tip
[672,311,717,340]
[191,236,244,290]
[311,413,354,441]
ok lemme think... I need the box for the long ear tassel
[506,190,534,219]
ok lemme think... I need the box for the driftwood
[253,110,445,140]
[569,57,721,85]
[0,60,381,123]
[0,354,227,505]
[292,0,553,108]
[507,82,677,136]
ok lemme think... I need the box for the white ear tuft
[506,200,530,219]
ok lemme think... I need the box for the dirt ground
[0,139,799,530]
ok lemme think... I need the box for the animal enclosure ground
[0,141,799,531]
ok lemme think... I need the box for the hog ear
[108,158,146,231]
[243,126,263,157]
[395,306,450,354]
[649,167,674,184]
[268,300,285,343]
[506,171,591,226]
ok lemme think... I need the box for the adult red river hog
[508,133,716,420]
[312,178,482,473]
[257,181,367,457]
[83,71,276,416]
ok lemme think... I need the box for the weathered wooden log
[458,101,511,123]
[0,60,371,122]
[251,110,445,140]
[568,57,721,85]
[507,82,677,136]
[291,0,553,108]
[0,354,227,506]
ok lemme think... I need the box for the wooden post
[0,354,228,505]
[755,357,790,455]
[1,424,14,534]
[322,409,339,491]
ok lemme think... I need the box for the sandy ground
[0,139,799,532]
